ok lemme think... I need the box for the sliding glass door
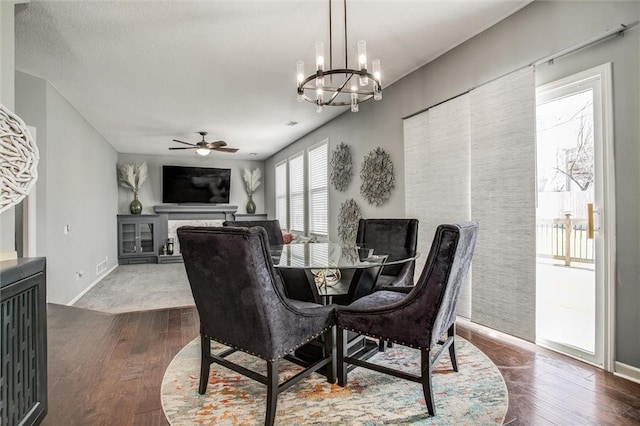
[535,64,612,366]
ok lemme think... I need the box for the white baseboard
[615,361,640,384]
[67,264,118,306]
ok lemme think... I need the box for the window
[275,140,329,236]
[275,162,287,228]
[288,154,305,233]
[308,142,328,235]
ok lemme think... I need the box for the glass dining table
[270,241,419,302]
[270,241,419,367]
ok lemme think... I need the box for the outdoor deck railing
[536,216,595,265]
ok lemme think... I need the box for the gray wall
[16,71,119,304]
[265,1,640,367]
[117,153,265,216]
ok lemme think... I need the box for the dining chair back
[335,222,478,416]
[356,218,418,288]
[223,219,284,246]
[177,226,336,426]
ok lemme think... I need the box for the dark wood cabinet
[0,257,47,426]
[117,215,160,264]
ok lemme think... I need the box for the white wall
[1,2,17,252]
[265,1,640,367]
[16,71,119,304]
[117,153,265,215]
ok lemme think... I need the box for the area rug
[161,336,507,425]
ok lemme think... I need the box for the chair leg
[198,335,211,395]
[265,360,278,426]
[448,324,458,372]
[325,327,337,384]
[378,340,385,352]
[336,327,348,387]
[420,349,435,416]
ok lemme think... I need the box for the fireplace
[154,204,238,260]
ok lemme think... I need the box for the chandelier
[297,0,382,113]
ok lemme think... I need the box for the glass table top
[271,242,419,270]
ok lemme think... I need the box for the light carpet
[73,264,194,314]
[161,337,507,425]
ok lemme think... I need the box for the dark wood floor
[44,303,640,425]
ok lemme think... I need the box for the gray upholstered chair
[335,222,478,416]
[223,219,284,246]
[355,218,419,289]
[177,226,336,426]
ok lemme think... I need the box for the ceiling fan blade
[212,147,239,153]
[210,140,227,147]
[169,147,196,150]
[172,139,196,146]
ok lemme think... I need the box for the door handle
[587,203,594,239]
[587,204,602,239]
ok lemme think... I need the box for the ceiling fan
[169,131,239,155]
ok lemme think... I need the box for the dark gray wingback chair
[223,219,284,246]
[335,222,478,416]
[177,226,336,426]
[355,218,419,289]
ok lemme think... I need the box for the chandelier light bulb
[316,42,325,70]
[196,148,211,156]
[350,92,359,112]
[372,59,381,82]
[373,59,382,100]
[358,40,368,86]
[297,61,305,84]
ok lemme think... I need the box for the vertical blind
[308,142,328,235]
[404,94,472,317]
[275,162,287,228]
[403,67,536,341]
[469,67,536,341]
[289,154,305,233]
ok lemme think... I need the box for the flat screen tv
[162,165,231,204]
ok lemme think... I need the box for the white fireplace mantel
[153,204,238,219]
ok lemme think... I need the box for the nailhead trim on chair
[205,326,332,362]
[341,326,425,350]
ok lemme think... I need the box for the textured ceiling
[15,0,530,160]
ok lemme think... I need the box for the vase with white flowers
[242,168,261,214]
[118,162,148,214]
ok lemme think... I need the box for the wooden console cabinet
[0,258,47,426]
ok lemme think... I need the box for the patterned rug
[161,336,507,425]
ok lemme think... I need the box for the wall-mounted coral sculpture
[337,198,362,244]
[329,142,353,192]
[0,104,39,214]
[360,147,395,206]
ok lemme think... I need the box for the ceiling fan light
[196,148,211,156]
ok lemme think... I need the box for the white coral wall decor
[360,147,395,207]
[338,198,362,244]
[0,104,39,214]
[330,142,353,192]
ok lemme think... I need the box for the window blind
[289,154,305,233]
[308,142,328,235]
[275,162,287,228]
